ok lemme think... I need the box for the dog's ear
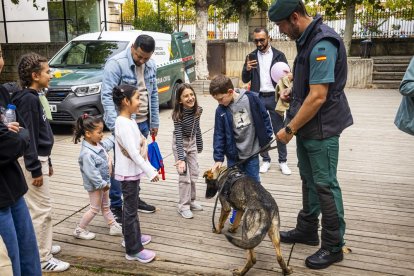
[203,169,213,180]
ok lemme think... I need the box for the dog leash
[211,138,278,233]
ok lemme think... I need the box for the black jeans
[121,180,143,255]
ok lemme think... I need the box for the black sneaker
[280,228,319,246]
[110,206,123,224]
[305,248,343,269]
[138,199,156,213]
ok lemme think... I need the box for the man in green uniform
[269,0,353,270]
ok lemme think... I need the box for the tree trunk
[238,5,249,42]
[195,0,210,80]
[344,3,355,56]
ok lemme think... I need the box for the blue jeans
[258,93,287,163]
[0,197,41,276]
[228,155,260,183]
[110,120,149,208]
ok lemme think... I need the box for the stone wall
[225,41,374,88]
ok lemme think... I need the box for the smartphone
[249,53,257,61]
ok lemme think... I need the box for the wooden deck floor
[48,88,414,276]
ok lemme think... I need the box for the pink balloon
[270,62,290,83]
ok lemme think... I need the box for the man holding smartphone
[242,27,291,175]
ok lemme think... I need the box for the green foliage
[305,0,382,16]
[133,12,174,33]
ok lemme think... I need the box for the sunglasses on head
[254,38,266,44]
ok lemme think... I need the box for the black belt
[259,91,275,97]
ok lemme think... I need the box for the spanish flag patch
[316,55,327,61]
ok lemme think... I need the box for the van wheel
[167,82,180,108]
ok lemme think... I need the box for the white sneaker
[260,161,271,173]
[41,257,70,272]
[51,245,61,255]
[279,162,292,175]
[73,226,96,240]
[109,222,123,236]
[190,201,203,211]
[178,209,193,219]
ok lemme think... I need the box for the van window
[180,38,193,57]
[49,41,128,68]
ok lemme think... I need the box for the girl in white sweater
[112,84,159,263]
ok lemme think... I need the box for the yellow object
[275,76,291,116]
[316,55,327,61]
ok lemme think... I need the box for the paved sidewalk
[48,88,414,275]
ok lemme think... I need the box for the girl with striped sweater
[172,84,203,219]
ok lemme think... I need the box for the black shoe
[305,248,343,269]
[110,206,123,224]
[280,228,319,246]
[138,199,156,213]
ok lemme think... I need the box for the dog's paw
[212,227,221,234]
[232,268,242,276]
[283,266,293,275]
[228,227,238,233]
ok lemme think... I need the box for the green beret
[268,0,300,22]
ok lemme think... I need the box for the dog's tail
[224,208,271,249]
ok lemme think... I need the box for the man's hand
[246,59,258,71]
[276,128,294,145]
[211,162,223,172]
[151,175,160,182]
[49,165,54,177]
[32,175,43,187]
[103,184,110,192]
[7,122,20,133]
[150,128,158,137]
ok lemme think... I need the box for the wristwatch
[285,125,296,135]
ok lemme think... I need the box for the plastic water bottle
[3,104,16,124]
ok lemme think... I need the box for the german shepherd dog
[203,167,292,276]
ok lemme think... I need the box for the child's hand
[175,160,186,174]
[32,175,43,187]
[211,162,222,172]
[151,175,159,182]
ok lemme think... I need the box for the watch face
[286,126,293,135]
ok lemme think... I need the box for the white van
[46,30,195,124]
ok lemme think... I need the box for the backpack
[148,135,165,180]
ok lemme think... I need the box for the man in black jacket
[0,121,42,276]
[242,27,291,175]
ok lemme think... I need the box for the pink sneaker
[141,234,151,246]
[121,234,151,247]
[125,249,156,263]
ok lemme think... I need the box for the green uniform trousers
[295,135,345,252]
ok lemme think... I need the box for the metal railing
[110,9,414,41]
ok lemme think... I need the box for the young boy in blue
[209,74,273,184]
